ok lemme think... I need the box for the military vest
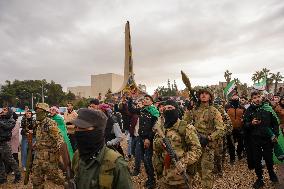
[73,147,121,189]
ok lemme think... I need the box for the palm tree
[270,72,284,94]
[261,68,270,79]
[252,74,258,83]
[234,78,241,86]
[252,71,263,83]
[224,70,232,84]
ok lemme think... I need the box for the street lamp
[35,93,47,104]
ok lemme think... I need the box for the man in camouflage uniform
[32,103,65,189]
[153,100,202,189]
[213,99,233,175]
[183,87,225,189]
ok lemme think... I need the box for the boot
[253,179,264,189]
[13,173,21,183]
[269,172,279,183]
[145,179,156,189]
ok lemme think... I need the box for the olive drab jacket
[183,103,225,142]
[153,119,202,186]
[72,145,133,189]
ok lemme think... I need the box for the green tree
[270,72,284,94]
[0,79,75,108]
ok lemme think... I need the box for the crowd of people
[0,87,284,189]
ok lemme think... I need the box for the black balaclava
[75,129,105,162]
[230,98,239,108]
[164,109,179,128]
[163,99,180,129]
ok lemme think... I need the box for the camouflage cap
[35,103,50,112]
[197,87,214,98]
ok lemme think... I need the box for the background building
[67,86,92,98]
[67,73,125,98]
[91,73,124,97]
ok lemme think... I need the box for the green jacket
[51,114,74,159]
[73,145,133,189]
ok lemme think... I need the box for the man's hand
[144,139,151,149]
[272,136,278,143]
[175,160,186,175]
[252,118,261,125]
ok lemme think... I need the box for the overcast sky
[0,0,284,94]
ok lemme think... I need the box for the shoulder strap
[208,106,215,129]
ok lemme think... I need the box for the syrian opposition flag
[253,78,266,91]
[224,80,237,99]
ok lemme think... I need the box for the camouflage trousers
[213,138,224,175]
[0,142,20,181]
[195,147,214,189]
[32,150,64,189]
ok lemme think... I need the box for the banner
[224,80,236,99]
[253,78,266,91]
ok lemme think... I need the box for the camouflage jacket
[153,119,202,185]
[35,117,63,152]
[183,104,225,141]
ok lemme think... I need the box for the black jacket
[128,99,157,141]
[105,115,116,143]
[243,104,279,139]
[20,116,37,136]
[0,113,15,142]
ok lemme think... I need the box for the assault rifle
[60,142,76,189]
[154,124,191,189]
[24,132,33,185]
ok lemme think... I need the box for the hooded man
[71,108,133,189]
[153,99,201,189]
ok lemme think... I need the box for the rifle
[24,132,33,185]
[181,70,198,103]
[154,124,191,189]
[60,142,76,189]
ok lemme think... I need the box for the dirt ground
[1,136,284,189]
